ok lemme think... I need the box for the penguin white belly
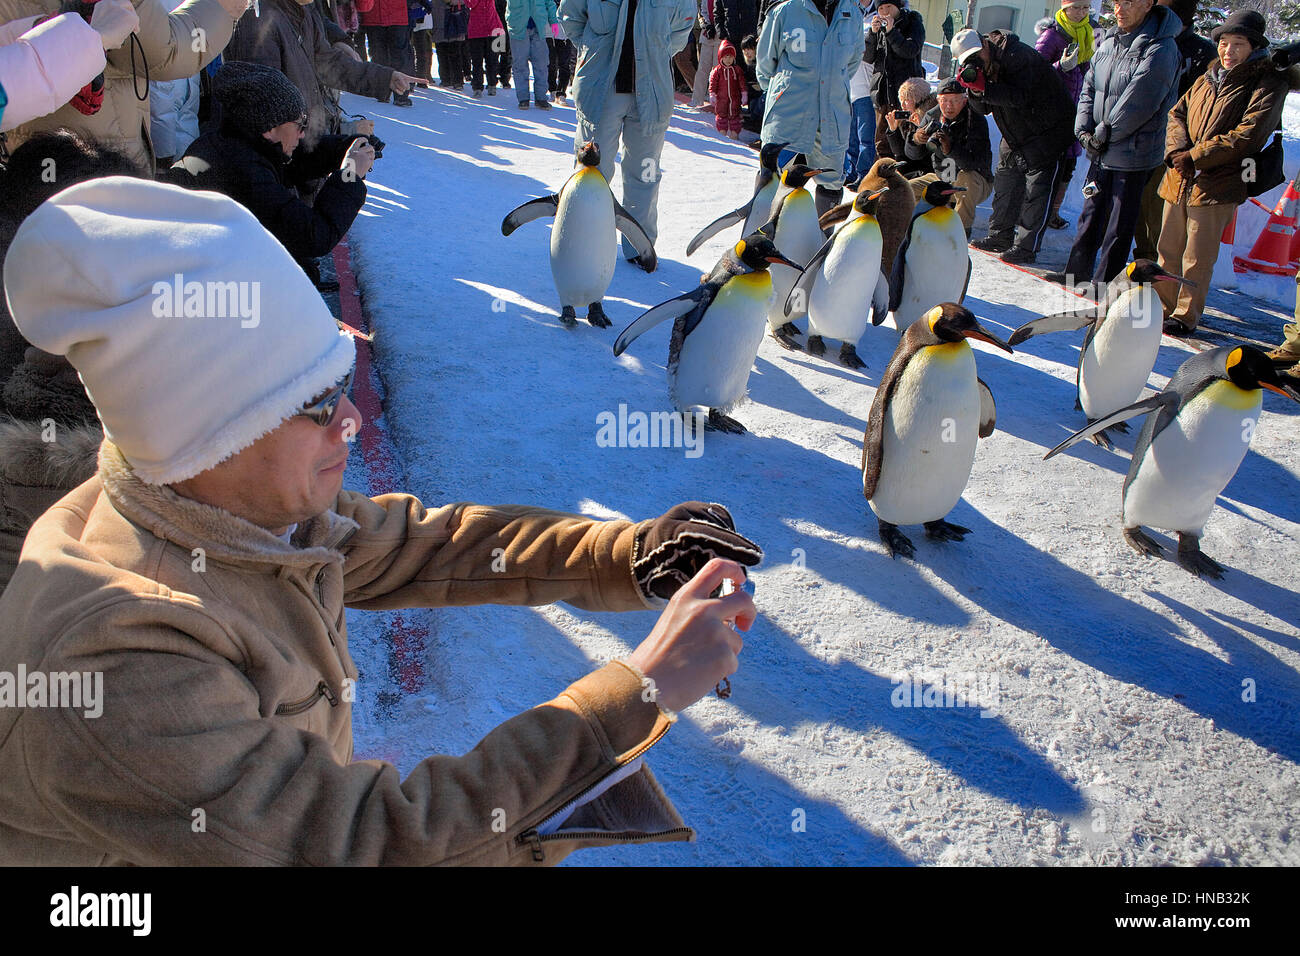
[742,179,779,238]
[550,169,616,309]
[1080,286,1163,419]
[808,215,882,344]
[1123,382,1262,536]
[892,208,969,328]
[672,272,774,413]
[869,342,980,526]
[767,190,826,331]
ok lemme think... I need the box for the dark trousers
[363,24,415,82]
[435,40,467,86]
[547,37,574,94]
[987,141,1066,254]
[466,36,503,90]
[1065,163,1159,285]
[1131,164,1167,262]
[413,30,433,82]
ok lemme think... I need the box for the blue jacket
[756,0,865,161]
[506,0,559,39]
[1076,4,1181,171]
[560,0,696,130]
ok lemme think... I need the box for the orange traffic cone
[1221,207,1235,245]
[1234,176,1300,276]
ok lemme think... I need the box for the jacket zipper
[275,679,339,716]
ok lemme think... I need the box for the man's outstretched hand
[626,558,756,713]
[633,501,763,602]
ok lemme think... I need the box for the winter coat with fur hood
[1159,54,1298,207]
[0,440,691,865]
[0,0,235,171]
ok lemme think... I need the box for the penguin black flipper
[501,195,560,236]
[613,288,711,356]
[977,377,997,439]
[686,204,751,256]
[783,235,835,319]
[612,200,657,270]
[862,324,924,498]
[960,257,972,305]
[1008,309,1097,347]
[887,214,918,314]
[1043,392,1179,460]
[817,202,853,230]
[870,274,890,327]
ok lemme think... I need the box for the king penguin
[820,159,917,328]
[1044,345,1300,578]
[781,188,890,369]
[685,141,790,256]
[888,181,972,329]
[862,303,1013,559]
[501,141,656,328]
[763,159,834,349]
[614,233,800,433]
[1009,259,1193,447]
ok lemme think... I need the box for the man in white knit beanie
[0,177,762,866]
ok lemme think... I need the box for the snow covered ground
[337,87,1299,866]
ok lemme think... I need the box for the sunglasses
[296,368,354,427]
[295,116,308,133]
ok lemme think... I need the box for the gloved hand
[1060,42,1078,73]
[1170,150,1195,178]
[1078,130,1107,156]
[632,502,763,602]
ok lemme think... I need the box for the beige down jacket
[0,441,691,865]
[0,0,238,170]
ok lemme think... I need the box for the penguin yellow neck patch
[1204,378,1264,411]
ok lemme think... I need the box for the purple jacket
[1035,20,1087,158]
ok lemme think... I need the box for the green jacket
[505,0,558,38]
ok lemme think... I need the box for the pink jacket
[466,0,502,39]
[357,0,408,28]
[0,13,105,133]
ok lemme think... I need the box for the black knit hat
[212,61,307,138]
[1211,10,1268,49]
[937,77,964,95]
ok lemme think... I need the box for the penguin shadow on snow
[748,355,870,433]
[916,507,1300,763]
[509,609,913,864]
[1206,607,1300,656]
[1198,559,1300,637]
[1144,593,1300,759]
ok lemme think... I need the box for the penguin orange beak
[941,186,967,195]
[1155,270,1196,287]
[1261,381,1300,401]
[868,188,890,200]
[765,252,802,269]
[962,322,1014,353]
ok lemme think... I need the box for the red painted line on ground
[334,236,428,692]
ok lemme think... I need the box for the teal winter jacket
[506,0,559,39]
[559,0,696,130]
[756,0,865,161]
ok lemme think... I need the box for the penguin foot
[1123,526,1164,558]
[1088,427,1115,450]
[1110,420,1130,435]
[706,409,747,434]
[559,306,578,328]
[806,335,826,356]
[839,343,866,369]
[771,330,803,352]
[586,302,611,328]
[924,519,972,543]
[878,523,915,560]
[1177,534,1225,580]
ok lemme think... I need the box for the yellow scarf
[1055,8,1095,65]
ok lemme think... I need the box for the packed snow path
[338,88,1299,865]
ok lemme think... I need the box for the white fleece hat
[3,177,356,485]
[951,28,983,64]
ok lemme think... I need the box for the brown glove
[632,502,763,602]
[1170,150,1195,179]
